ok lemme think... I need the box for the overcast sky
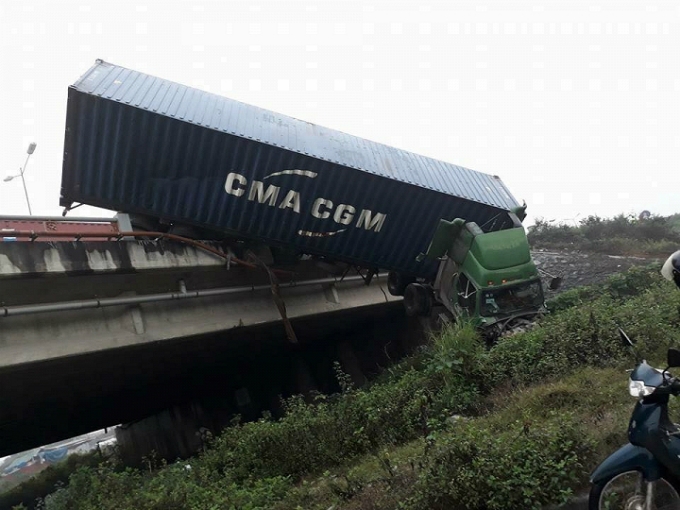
[0,0,678,226]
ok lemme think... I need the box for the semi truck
[58,60,556,337]
[388,205,557,340]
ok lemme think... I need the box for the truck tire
[388,271,415,296]
[404,283,432,317]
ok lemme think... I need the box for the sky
[0,0,678,227]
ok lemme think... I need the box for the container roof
[72,60,519,210]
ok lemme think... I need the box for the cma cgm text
[224,172,387,233]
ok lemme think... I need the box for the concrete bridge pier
[336,341,368,388]
[292,356,319,402]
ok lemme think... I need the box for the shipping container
[61,60,521,278]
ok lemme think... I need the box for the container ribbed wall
[61,60,520,277]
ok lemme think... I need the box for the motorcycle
[590,329,680,509]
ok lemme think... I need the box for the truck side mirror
[549,277,563,291]
[668,348,680,368]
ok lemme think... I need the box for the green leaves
[408,415,590,510]
[528,213,680,256]
[33,264,680,510]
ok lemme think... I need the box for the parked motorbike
[589,329,680,509]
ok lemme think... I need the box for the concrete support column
[336,341,368,388]
[115,402,209,465]
[291,356,318,402]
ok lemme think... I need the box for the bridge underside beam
[0,240,400,369]
[0,272,397,368]
[0,302,414,457]
[0,240,409,456]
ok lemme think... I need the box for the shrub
[406,366,638,510]
[408,415,590,510]
[528,213,680,255]
[546,263,662,313]
[0,451,104,510]
[43,463,293,510]
[33,268,680,509]
[490,277,680,385]
[424,322,487,413]
[196,364,440,483]
[639,239,680,258]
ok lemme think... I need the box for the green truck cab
[389,207,555,341]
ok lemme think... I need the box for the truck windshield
[480,280,543,317]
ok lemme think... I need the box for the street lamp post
[4,142,37,215]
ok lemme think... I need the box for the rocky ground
[532,249,662,299]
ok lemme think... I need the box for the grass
[272,366,635,510]
[9,264,680,510]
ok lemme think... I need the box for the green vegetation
[10,264,680,510]
[545,263,661,313]
[0,452,103,510]
[528,213,680,256]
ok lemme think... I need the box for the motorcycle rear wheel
[590,470,680,509]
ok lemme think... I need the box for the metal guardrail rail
[0,275,365,319]
[0,229,379,343]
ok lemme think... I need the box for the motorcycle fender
[590,443,662,484]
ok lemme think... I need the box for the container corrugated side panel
[62,89,517,278]
[68,61,520,210]
[62,62,522,276]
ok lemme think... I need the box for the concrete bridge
[0,237,412,458]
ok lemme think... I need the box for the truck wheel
[404,283,431,317]
[388,271,415,296]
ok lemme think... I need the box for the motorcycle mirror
[549,277,563,291]
[668,348,680,368]
[661,250,680,288]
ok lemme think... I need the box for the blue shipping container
[61,60,521,278]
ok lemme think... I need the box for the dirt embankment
[532,250,662,298]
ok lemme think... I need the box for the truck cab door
[434,257,459,315]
